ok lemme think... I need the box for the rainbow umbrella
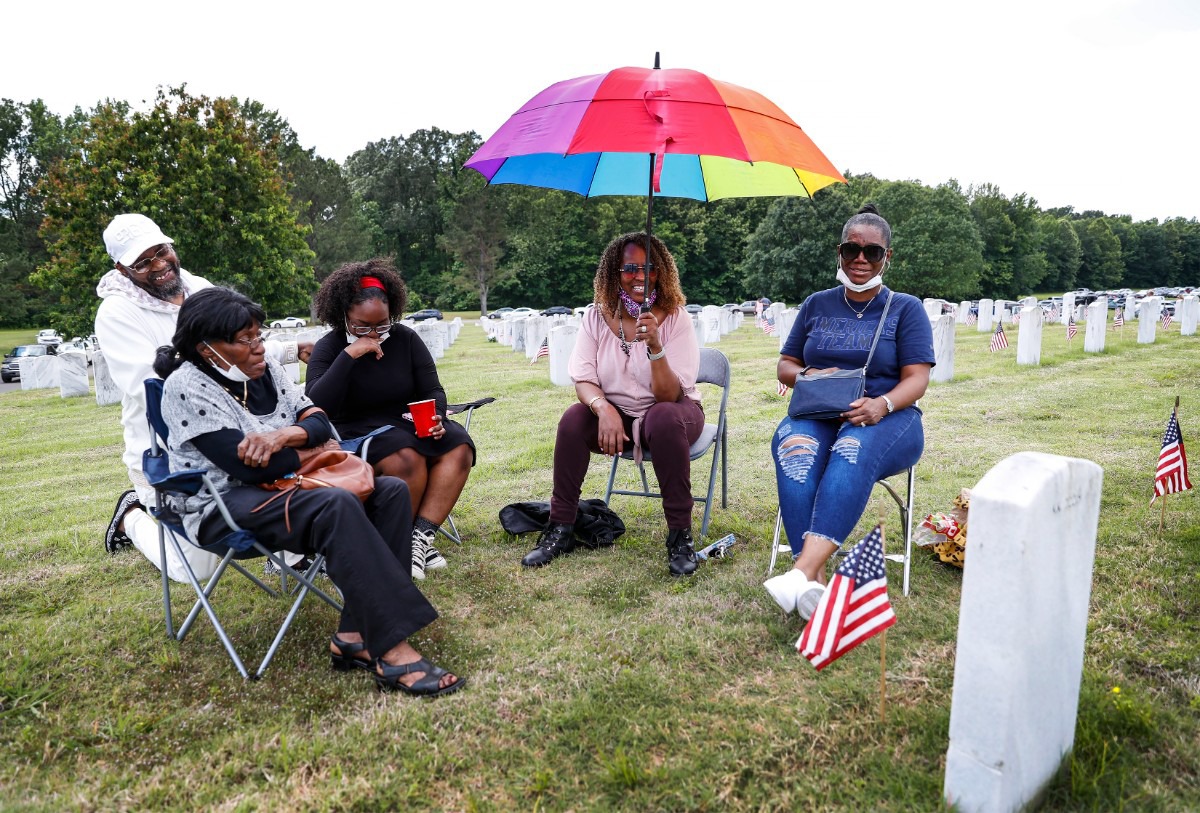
[465,56,845,304]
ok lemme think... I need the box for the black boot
[521,523,576,568]
[666,528,699,577]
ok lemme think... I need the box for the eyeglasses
[232,335,265,349]
[621,263,655,276]
[346,321,394,337]
[128,245,175,274]
[838,242,887,263]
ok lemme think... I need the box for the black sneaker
[521,523,576,568]
[104,490,142,555]
[666,528,699,577]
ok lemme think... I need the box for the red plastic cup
[409,399,437,438]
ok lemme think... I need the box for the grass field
[1,315,1198,811]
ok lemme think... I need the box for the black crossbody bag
[787,292,894,420]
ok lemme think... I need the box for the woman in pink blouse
[521,232,703,576]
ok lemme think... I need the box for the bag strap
[862,291,895,372]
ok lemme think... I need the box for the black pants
[200,476,437,659]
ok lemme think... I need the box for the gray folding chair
[143,379,343,679]
[603,348,729,538]
[435,397,494,545]
[765,465,916,596]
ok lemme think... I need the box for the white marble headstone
[548,324,579,387]
[525,317,550,361]
[511,318,528,353]
[944,452,1102,813]
[57,350,90,398]
[993,300,1010,324]
[1137,300,1158,344]
[701,307,722,343]
[929,314,955,382]
[92,351,122,406]
[1180,295,1198,336]
[777,309,799,351]
[1015,306,1043,366]
[1083,301,1107,353]
[957,301,972,325]
[1123,296,1136,323]
[923,298,948,319]
[1061,293,1076,325]
[977,298,994,332]
[692,314,705,348]
[19,354,59,390]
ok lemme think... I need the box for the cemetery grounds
[0,318,1197,811]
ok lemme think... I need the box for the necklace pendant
[856,312,863,319]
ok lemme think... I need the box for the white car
[503,307,537,320]
[36,329,62,346]
[269,317,307,329]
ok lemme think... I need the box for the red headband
[360,276,385,291]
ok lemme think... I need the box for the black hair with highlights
[593,232,686,318]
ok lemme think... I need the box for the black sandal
[105,490,142,555]
[374,657,465,697]
[330,635,373,672]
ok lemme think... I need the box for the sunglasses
[838,242,887,263]
[621,263,656,276]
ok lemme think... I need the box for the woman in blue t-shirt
[764,204,935,624]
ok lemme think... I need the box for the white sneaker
[411,528,430,580]
[425,537,447,570]
[763,568,808,614]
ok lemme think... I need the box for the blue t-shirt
[780,286,935,398]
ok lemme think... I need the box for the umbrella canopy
[466,64,844,201]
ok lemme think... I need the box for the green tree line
[2,89,1198,336]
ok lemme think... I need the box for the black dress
[305,325,476,466]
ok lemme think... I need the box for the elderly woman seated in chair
[152,286,463,696]
[763,205,934,625]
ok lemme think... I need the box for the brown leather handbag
[252,450,375,532]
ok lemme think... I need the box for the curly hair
[593,232,686,318]
[312,258,408,326]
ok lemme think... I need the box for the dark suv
[2,344,49,383]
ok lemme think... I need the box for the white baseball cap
[103,214,174,267]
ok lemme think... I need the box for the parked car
[36,329,62,346]
[406,308,443,321]
[60,337,95,364]
[541,305,573,316]
[738,300,766,315]
[2,344,49,383]
[269,316,307,328]
[504,307,537,319]
[685,303,704,314]
[486,307,514,320]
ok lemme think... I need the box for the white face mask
[204,342,252,383]
[346,325,390,345]
[836,260,887,293]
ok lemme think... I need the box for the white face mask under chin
[836,262,885,293]
[346,328,390,345]
[204,342,253,383]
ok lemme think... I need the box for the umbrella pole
[643,152,654,314]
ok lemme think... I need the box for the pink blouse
[568,305,701,421]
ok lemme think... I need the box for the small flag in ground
[1012,310,1021,324]
[1151,406,1192,503]
[989,322,1008,352]
[530,337,549,364]
[1162,310,1173,330]
[762,316,776,335]
[1048,306,1060,322]
[797,524,896,670]
[966,311,977,326]
[1113,310,1124,328]
[777,380,789,397]
[1067,317,1078,341]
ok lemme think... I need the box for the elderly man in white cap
[96,213,312,582]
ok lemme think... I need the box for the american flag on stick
[1048,306,1061,322]
[1161,310,1173,330]
[1151,401,1192,504]
[1067,317,1078,341]
[989,322,1008,352]
[530,337,549,364]
[966,311,978,326]
[797,524,896,670]
[777,380,789,397]
[762,316,776,335]
[1113,310,1124,329]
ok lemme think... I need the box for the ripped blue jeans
[774,407,924,556]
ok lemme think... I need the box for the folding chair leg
[438,513,462,546]
[766,509,787,576]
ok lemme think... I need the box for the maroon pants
[550,398,705,530]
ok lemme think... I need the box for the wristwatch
[881,394,895,414]
[647,346,666,361]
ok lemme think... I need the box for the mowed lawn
[1,316,1198,812]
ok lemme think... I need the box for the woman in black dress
[305,259,475,581]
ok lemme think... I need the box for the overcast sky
[9,0,1199,223]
